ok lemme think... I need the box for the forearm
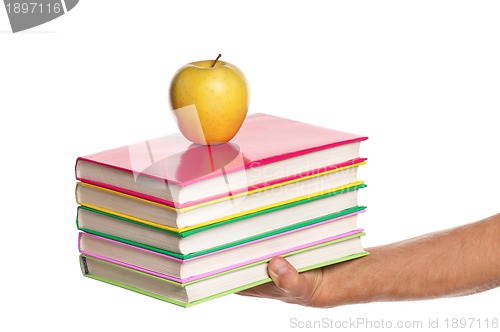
[325,213,500,306]
[238,213,500,308]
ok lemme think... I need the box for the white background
[1,1,498,331]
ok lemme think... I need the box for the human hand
[238,213,500,307]
[237,256,346,307]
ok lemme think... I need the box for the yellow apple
[169,55,249,145]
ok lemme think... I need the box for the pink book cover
[78,210,365,283]
[75,113,367,207]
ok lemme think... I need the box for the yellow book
[76,167,365,233]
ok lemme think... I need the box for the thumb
[267,256,313,300]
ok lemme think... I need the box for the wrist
[311,249,388,307]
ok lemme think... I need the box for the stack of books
[75,113,369,307]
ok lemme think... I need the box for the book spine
[79,255,89,275]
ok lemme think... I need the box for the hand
[238,254,367,308]
[238,256,326,307]
[239,213,500,307]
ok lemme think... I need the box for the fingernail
[271,258,288,276]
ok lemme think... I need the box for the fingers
[237,256,322,306]
[237,282,285,298]
[236,258,303,299]
[267,256,315,302]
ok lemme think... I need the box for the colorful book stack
[75,113,369,307]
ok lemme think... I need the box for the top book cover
[75,113,367,208]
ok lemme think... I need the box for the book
[78,210,364,282]
[75,113,367,209]
[75,113,370,307]
[76,186,366,258]
[80,232,368,307]
[75,164,365,232]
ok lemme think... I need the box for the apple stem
[211,54,222,67]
